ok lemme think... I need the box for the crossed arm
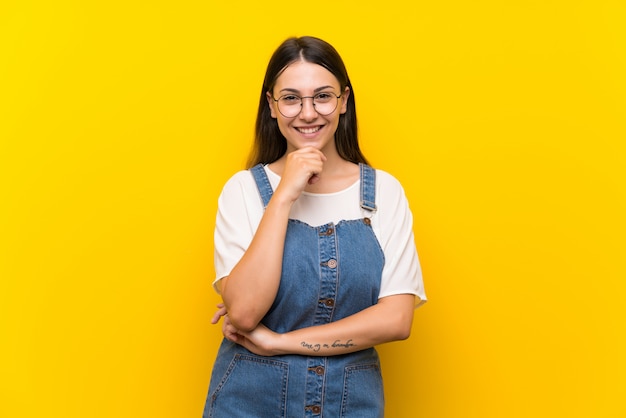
[212,293,417,357]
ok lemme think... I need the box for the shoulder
[223,169,254,187]
[372,168,414,225]
[374,168,407,201]
[220,169,256,193]
[218,169,260,206]
[373,168,402,186]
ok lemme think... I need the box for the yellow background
[1,1,625,417]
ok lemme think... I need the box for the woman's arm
[219,294,417,356]
[219,148,326,332]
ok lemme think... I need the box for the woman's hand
[227,322,280,357]
[274,147,326,203]
[212,303,280,356]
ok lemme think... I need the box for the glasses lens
[277,95,301,118]
[277,92,340,117]
[313,92,339,115]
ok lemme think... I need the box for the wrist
[271,190,298,207]
[271,332,289,356]
[267,190,296,211]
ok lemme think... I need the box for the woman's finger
[211,303,228,324]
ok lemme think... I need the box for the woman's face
[267,61,349,155]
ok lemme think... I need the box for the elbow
[385,316,412,341]
[388,313,413,341]
[393,324,412,341]
[226,308,261,332]
[378,294,415,342]
[220,280,263,332]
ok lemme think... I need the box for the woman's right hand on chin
[275,147,326,203]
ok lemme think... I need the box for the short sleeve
[212,170,264,293]
[376,171,427,307]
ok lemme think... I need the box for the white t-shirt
[214,165,426,306]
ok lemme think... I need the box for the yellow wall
[1,1,624,417]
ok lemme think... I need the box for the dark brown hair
[247,36,369,167]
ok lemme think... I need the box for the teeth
[297,126,321,134]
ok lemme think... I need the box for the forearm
[272,294,416,356]
[221,194,293,331]
[219,148,328,331]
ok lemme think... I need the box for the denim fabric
[204,164,385,418]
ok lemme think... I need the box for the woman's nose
[299,97,318,120]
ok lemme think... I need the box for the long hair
[247,36,369,167]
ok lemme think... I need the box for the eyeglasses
[272,92,342,118]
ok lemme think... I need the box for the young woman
[203,36,426,418]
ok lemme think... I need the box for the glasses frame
[271,91,343,118]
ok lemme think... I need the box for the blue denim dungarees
[204,164,385,418]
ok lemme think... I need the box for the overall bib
[204,164,385,418]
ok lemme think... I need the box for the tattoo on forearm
[301,341,321,352]
[301,339,357,352]
[330,339,356,349]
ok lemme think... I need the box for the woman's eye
[315,93,333,102]
[281,95,300,103]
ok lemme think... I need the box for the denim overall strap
[360,163,377,212]
[250,164,273,209]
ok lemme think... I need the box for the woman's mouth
[296,126,322,134]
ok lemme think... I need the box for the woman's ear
[266,92,277,118]
[340,86,350,114]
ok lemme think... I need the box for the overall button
[319,227,334,236]
[305,405,322,414]
[363,217,372,225]
[327,259,337,268]
[308,365,325,375]
[323,298,335,307]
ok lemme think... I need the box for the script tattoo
[301,341,321,352]
[301,339,357,352]
[331,339,356,349]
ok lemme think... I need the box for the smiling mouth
[296,126,322,134]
